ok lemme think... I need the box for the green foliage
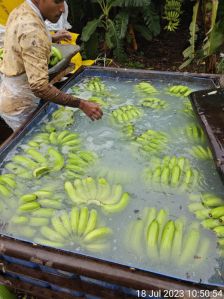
[180,0,224,71]
[202,0,219,57]
[179,0,199,70]
[79,0,160,61]
[81,19,102,42]
[0,285,16,299]
[216,55,224,74]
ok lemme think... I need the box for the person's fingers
[89,110,102,120]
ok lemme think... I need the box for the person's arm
[19,28,102,120]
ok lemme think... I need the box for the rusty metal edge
[0,274,83,299]
[0,258,135,298]
[0,236,222,293]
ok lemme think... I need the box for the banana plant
[180,0,224,72]
[81,0,119,54]
[80,0,160,60]
[179,0,199,70]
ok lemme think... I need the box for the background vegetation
[66,0,224,73]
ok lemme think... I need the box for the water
[0,75,223,287]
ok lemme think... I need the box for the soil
[110,25,206,74]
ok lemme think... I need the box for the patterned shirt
[0,1,51,90]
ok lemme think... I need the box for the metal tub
[0,67,223,298]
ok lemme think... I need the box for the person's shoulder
[9,2,41,30]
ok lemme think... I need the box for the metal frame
[0,67,223,297]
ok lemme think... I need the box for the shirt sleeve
[18,25,81,108]
[19,27,50,91]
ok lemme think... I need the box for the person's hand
[52,30,72,43]
[79,100,103,121]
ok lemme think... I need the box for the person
[0,0,103,131]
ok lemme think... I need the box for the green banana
[195,209,210,220]
[12,155,38,168]
[84,209,98,236]
[0,175,16,188]
[25,148,47,164]
[70,207,79,234]
[156,209,168,244]
[33,166,50,178]
[102,192,130,214]
[213,226,224,237]
[60,212,73,235]
[51,216,70,238]
[48,147,64,171]
[201,218,221,229]
[146,219,159,259]
[202,194,224,208]
[82,227,112,244]
[160,220,175,262]
[41,226,65,242]
[11,216,29,224]
[77,207,89,236]
[130,219,145,255]
[209,206,224,219]
[144,207,157,241]
[179,226,200,265]
[171,217,185,260]
[188,202,204,212]
[0,184,11,197]
[18,202,40,212]
[20,194,37,203]
[170,165,181,187]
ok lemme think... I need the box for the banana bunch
[183,100,195,118]
[8,189,65,238]
[163,0,182,31]
[64,151,97,179]
[126,207,209,266]
[0,48,3,60]
[86,77,105,92]
[134,82,157,95]
[135,129,168,155]
[190,145,212,160]
[185,123,205,143]
[64,177,130,214]
[33,207,112,252]
[139,97,168,109]
[112,105,142,124]
[49,46,63,67]
[168,85,192,97]
[121,123,135,139]
[143,155,200,192]
[5,146,65,179]
[188,193,224,255]
[0,174,17,198]
[88,97,108,107]
[16,189,64,214]
[0,174,19,220]
[44,107,75,132]
[27,130,81,152]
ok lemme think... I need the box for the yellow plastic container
[0,0,24,25]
